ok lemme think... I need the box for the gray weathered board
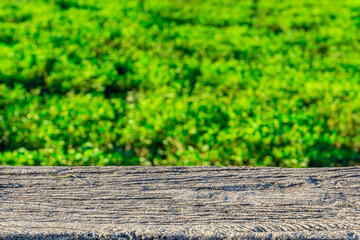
[0,166,360,239]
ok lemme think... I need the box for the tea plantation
[1,0,360,167]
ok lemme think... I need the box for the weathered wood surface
[0,166,360,239]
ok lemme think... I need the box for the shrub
[1,0,360,166]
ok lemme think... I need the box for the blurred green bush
[1,0,360,167]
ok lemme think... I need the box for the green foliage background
[1,0,360,167]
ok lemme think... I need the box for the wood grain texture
[0,166,360,239]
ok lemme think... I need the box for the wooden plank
[0,166,359,239]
